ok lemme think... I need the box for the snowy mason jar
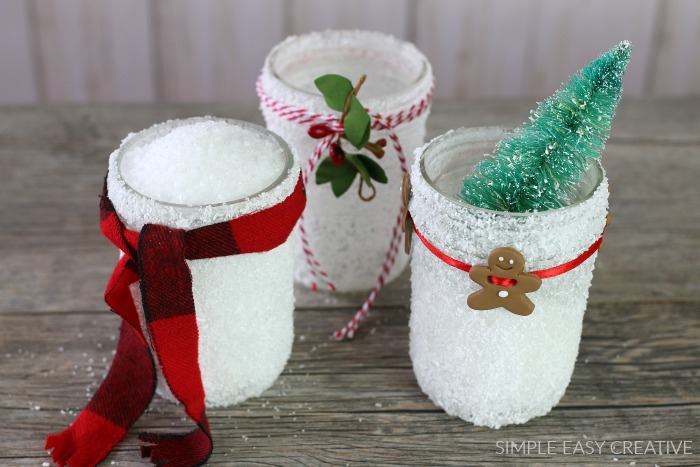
[408,127,609,428]
[106,117,302,407]
[259,30,433,292]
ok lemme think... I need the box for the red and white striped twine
[257,77,433,340]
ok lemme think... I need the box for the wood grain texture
[0,0,38,103]
[0,99,698,464]
[651,0,700,96]
[2,0,700,104]
[29,0,155,102]
[416,0,538,98]
[0,100,698,313]
[409,0,660,99]
[289,0,410,39]
[523,0,658,98]
[153,0,286,102]
[0,302,698,465]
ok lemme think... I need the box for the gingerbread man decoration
[467,246,542,316]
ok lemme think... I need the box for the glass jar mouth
[115,117,294,209]
[267,30,430,106]
[419,127,605,217]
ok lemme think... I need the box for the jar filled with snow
[106,117,303,407]
[258,30,433,292]
[408,127,609,427]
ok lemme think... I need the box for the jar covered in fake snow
[408,127,608,428]
[259,29,433,292]
[107,117,301,407]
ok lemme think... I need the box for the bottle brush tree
[461,41,632,212]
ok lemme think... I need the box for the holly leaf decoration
[315,74,371,149]
[314,74,354,112]
[316,157,358,198]
[344,99,371,149]
[345,153,373,188]
[357,154,387,183]
[313,73,385,201]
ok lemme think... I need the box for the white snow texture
[409,127,609,428]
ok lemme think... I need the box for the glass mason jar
[408,127,609,428]
[106,117,300,407]
[259,30,433,292]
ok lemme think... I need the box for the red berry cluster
[308,123,387,167]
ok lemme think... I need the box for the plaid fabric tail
[44,322,156,467]
[46,175,305,467]
[136,224,212,466]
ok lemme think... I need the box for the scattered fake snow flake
[375,403,383,408]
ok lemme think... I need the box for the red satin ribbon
[488,276,517,287]
[412,225,604,279]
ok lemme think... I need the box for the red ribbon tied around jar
[45,174,305,467]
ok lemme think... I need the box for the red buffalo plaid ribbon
[46,173,305,467]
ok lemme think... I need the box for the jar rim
[266,29,431,109]
[115,117,294,209]
[418,126,605,218]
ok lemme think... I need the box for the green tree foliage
[461,41,632,212]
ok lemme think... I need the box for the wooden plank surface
[289,0,411,39]
[416,0,536,98]
[0,100,699,465]
[153,0,286,102]
[522,0,658,97]
[3,0,700,104]
[0,303,698,465]
[29,0,155,102]
[1,99,699,311]
[0,0,39,104]
[650,0,700,96]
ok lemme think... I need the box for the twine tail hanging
[257,77,433,340]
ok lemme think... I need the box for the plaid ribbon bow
[46,173,305,467]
